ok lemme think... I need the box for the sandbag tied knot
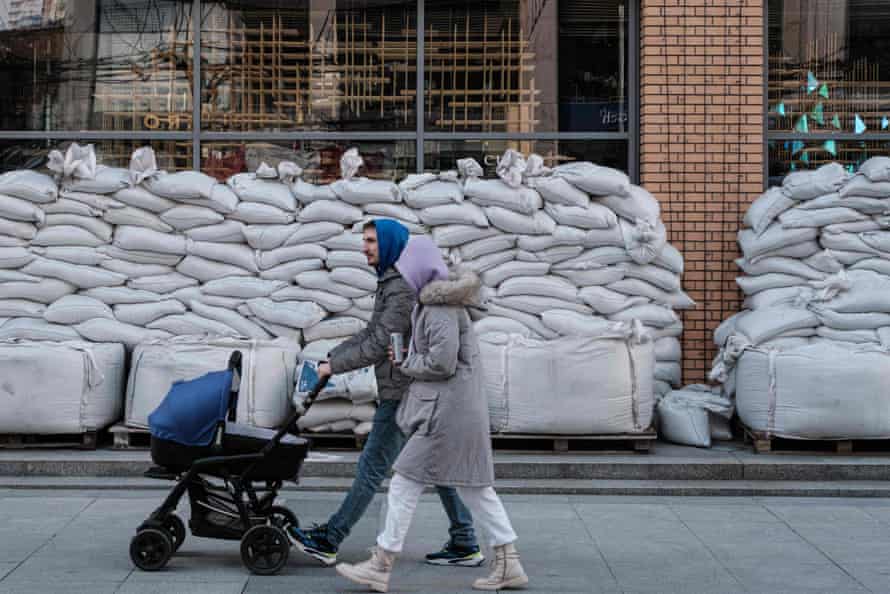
[340,147,364,181]
[47,142,98,181]
[276,160,303,184]
[457,157,484,180]
[128,146,159,186]
[496,149,527,189]
[708,334,752,384]
[523,153,552,180]
[255,162,278,179]
[807,268,851,302]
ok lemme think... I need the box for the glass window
[768,0,890,179]
[201,0,417,132]
[201,139,415,181]
[424,139,627,175]
[0,139,193,173]
[0,0,194,131]
[424,0,628,133]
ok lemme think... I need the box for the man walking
[289,219,484,568]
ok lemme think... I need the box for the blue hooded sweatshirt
[373,219,410,278]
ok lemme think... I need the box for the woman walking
[335,236,528,593]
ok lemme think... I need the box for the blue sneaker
[287,524,338,566]
[425,541,485,567]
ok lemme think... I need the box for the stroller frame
[130,351,328,575]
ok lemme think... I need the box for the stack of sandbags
[708,159,890,440]
[292,359,377,436]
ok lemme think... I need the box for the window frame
[0,0,639,180]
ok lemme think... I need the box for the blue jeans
[326,399,478,550]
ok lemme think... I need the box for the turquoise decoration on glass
[823,140,837,156]
[772,103,786,116]
[791,141,805,156]
[882,116,889,130]
[832,114,841,129]
[807,71,819,94]
[819,83,829,99]
[854,114,867,134]
[801,151,810,164]
[812,103,824,125]
[795,114,809,133]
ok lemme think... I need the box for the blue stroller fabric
[148,369,234,447]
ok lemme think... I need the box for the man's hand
[317,361,333,379]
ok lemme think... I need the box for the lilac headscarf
[395,236,449,295]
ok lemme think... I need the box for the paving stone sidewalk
[1,489,889,594]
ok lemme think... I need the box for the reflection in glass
[424,0,627,133]
[201,0,417,132]
[0,0,193,131]
[768,139,890,186]
[0,139,192,173]
[423,139,627,175]
[201,140,415,182]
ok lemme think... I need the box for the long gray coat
[393,269,495,488]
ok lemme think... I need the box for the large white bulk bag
[0,318,81,341]
[540,310,619,337]
[294,359,376,404]
[125,338,301,429]
[736,343,890,438]
[0,341,125,434]
[481,333,654,434]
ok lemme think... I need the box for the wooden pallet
[110,424,151,450]
[491,430,657,454]
[743,425,890,454]
[0,431,99,450]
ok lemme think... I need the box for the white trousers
[377,473,518,553]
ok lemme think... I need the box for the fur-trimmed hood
[418,268,481,306]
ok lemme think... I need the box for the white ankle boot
[472,542,529,590]
[335,546,396,593]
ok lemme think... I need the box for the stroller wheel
[241,524,290,575]
[268,505,298,530]
[130,528,173,571]
[163,513,186,552]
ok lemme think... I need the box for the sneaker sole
[287,534,337,566]
[425,556,486,567]
[335,564,388,593]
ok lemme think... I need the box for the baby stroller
[129,351,328,575]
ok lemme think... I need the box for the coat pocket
[396,384,439,437]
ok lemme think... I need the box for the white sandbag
[594,186,660,223]
[326,250,373,270]
[657,386,732,447]
[810,306,890,331]
[345,305,372,321]
[528,176,590,207]
[76,318,170,347]
[352,295,375,311]
[779,206,867,229]
[485,208,556,235]
[497,276,578,302]
[0,341,125,433]
[823,219,883,235]
[331,178,401,205]
[284,222,344,246]
[431,225,500,248]
[22,258,126,290]
[617,263,680,292]
[302,337,348,360]
[829,249,873,266]
[850,258,890,276]
[554,246,631,270]
[0,237,27,247]
[543,202,617,230]
[114,226,187,255]
[483,303,559,339]
[42,214,112,242]
[113,300,186,326]
[32,225,103,248]
[42,197,100,217]
[0,193,46,224]
[484,334,653,434]
[290,179,338,204]
[579,286,648,315]
[159,205,223,231]
[41,295,112,324]
[782,162,850,200]
[481,262,549,287]
[403,180,464,209]
[577,225,625,249]
[749,240,822,264]
[227,173,297,211]
[363,203,421,223]
[735,256,826,281]
[187,241,259,273]
[171,288,243,310]
[330,268,378,292]
[230,202,294,225]
[303,317,366,343]
[0,278,75,303]
[147,313,239,337]
[295,399,353,429]
[540,310,618,337]
[247,297,326,329]
[184,220,246,243]
[0,299,45,318]
[621,218,667,264]
[736,273,808,296]
[474,316,539,338]
[322,231,363,252]
[0,170,57,203]
[203,277,286,299]
[461,250,518,274]
[515,246,585,265]
[100,207,172,234]
[554,267,626,287]
[29,246,108,267]
[821,270,890,313]
[112,186,177,213]
[271,287,352,314]
[839,174,890,199]
[296,270,371,298]
[734,307,819,344]
[518,228,590,252]
[553,162,631,197]
[142,171,217,201]
[609,304,678,328]
[298,200,363,225]
[457,235,517,261]
[463,179,542,215]
[736,343,890,438]
[744,187,796,235]
[246,318,302,342]
[295,366,376,409]
[608,279,695,309]
[816,327,879,343]
[242,224,299,250]
[0,247,34,269]
[419,203,489,228]
[655,361,681,386]
[492,295,591,316]
[859,156,890,182]
[98,246,183,266]
[126,338,301,428]
[258,244,328,270]
[83,287,163,305]
[655,337,682,361]
[653,244,685,275]
[59,191,124,211]
[738,225,819,260]
[0,318,79,341]
[741,286,807,310]
[0,218,36,240]
[176,255,252,282]
[128,272,197,294]
[259,258,325,281]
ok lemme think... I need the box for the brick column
[640,0,765,383]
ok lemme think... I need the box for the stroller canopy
[148,369,234,447]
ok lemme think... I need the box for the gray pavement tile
[0,532,52,564]
[765,502,881,525]
[0,582,122,594]
[726,560,870,594]
[7,552,133,583]
[838,562,890,593]
[669,502,778,524]
[0,563,16,581]
[571,502,679,523]
[681,518,806,544]
[117,582,246,594]
[606,559,743,594]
